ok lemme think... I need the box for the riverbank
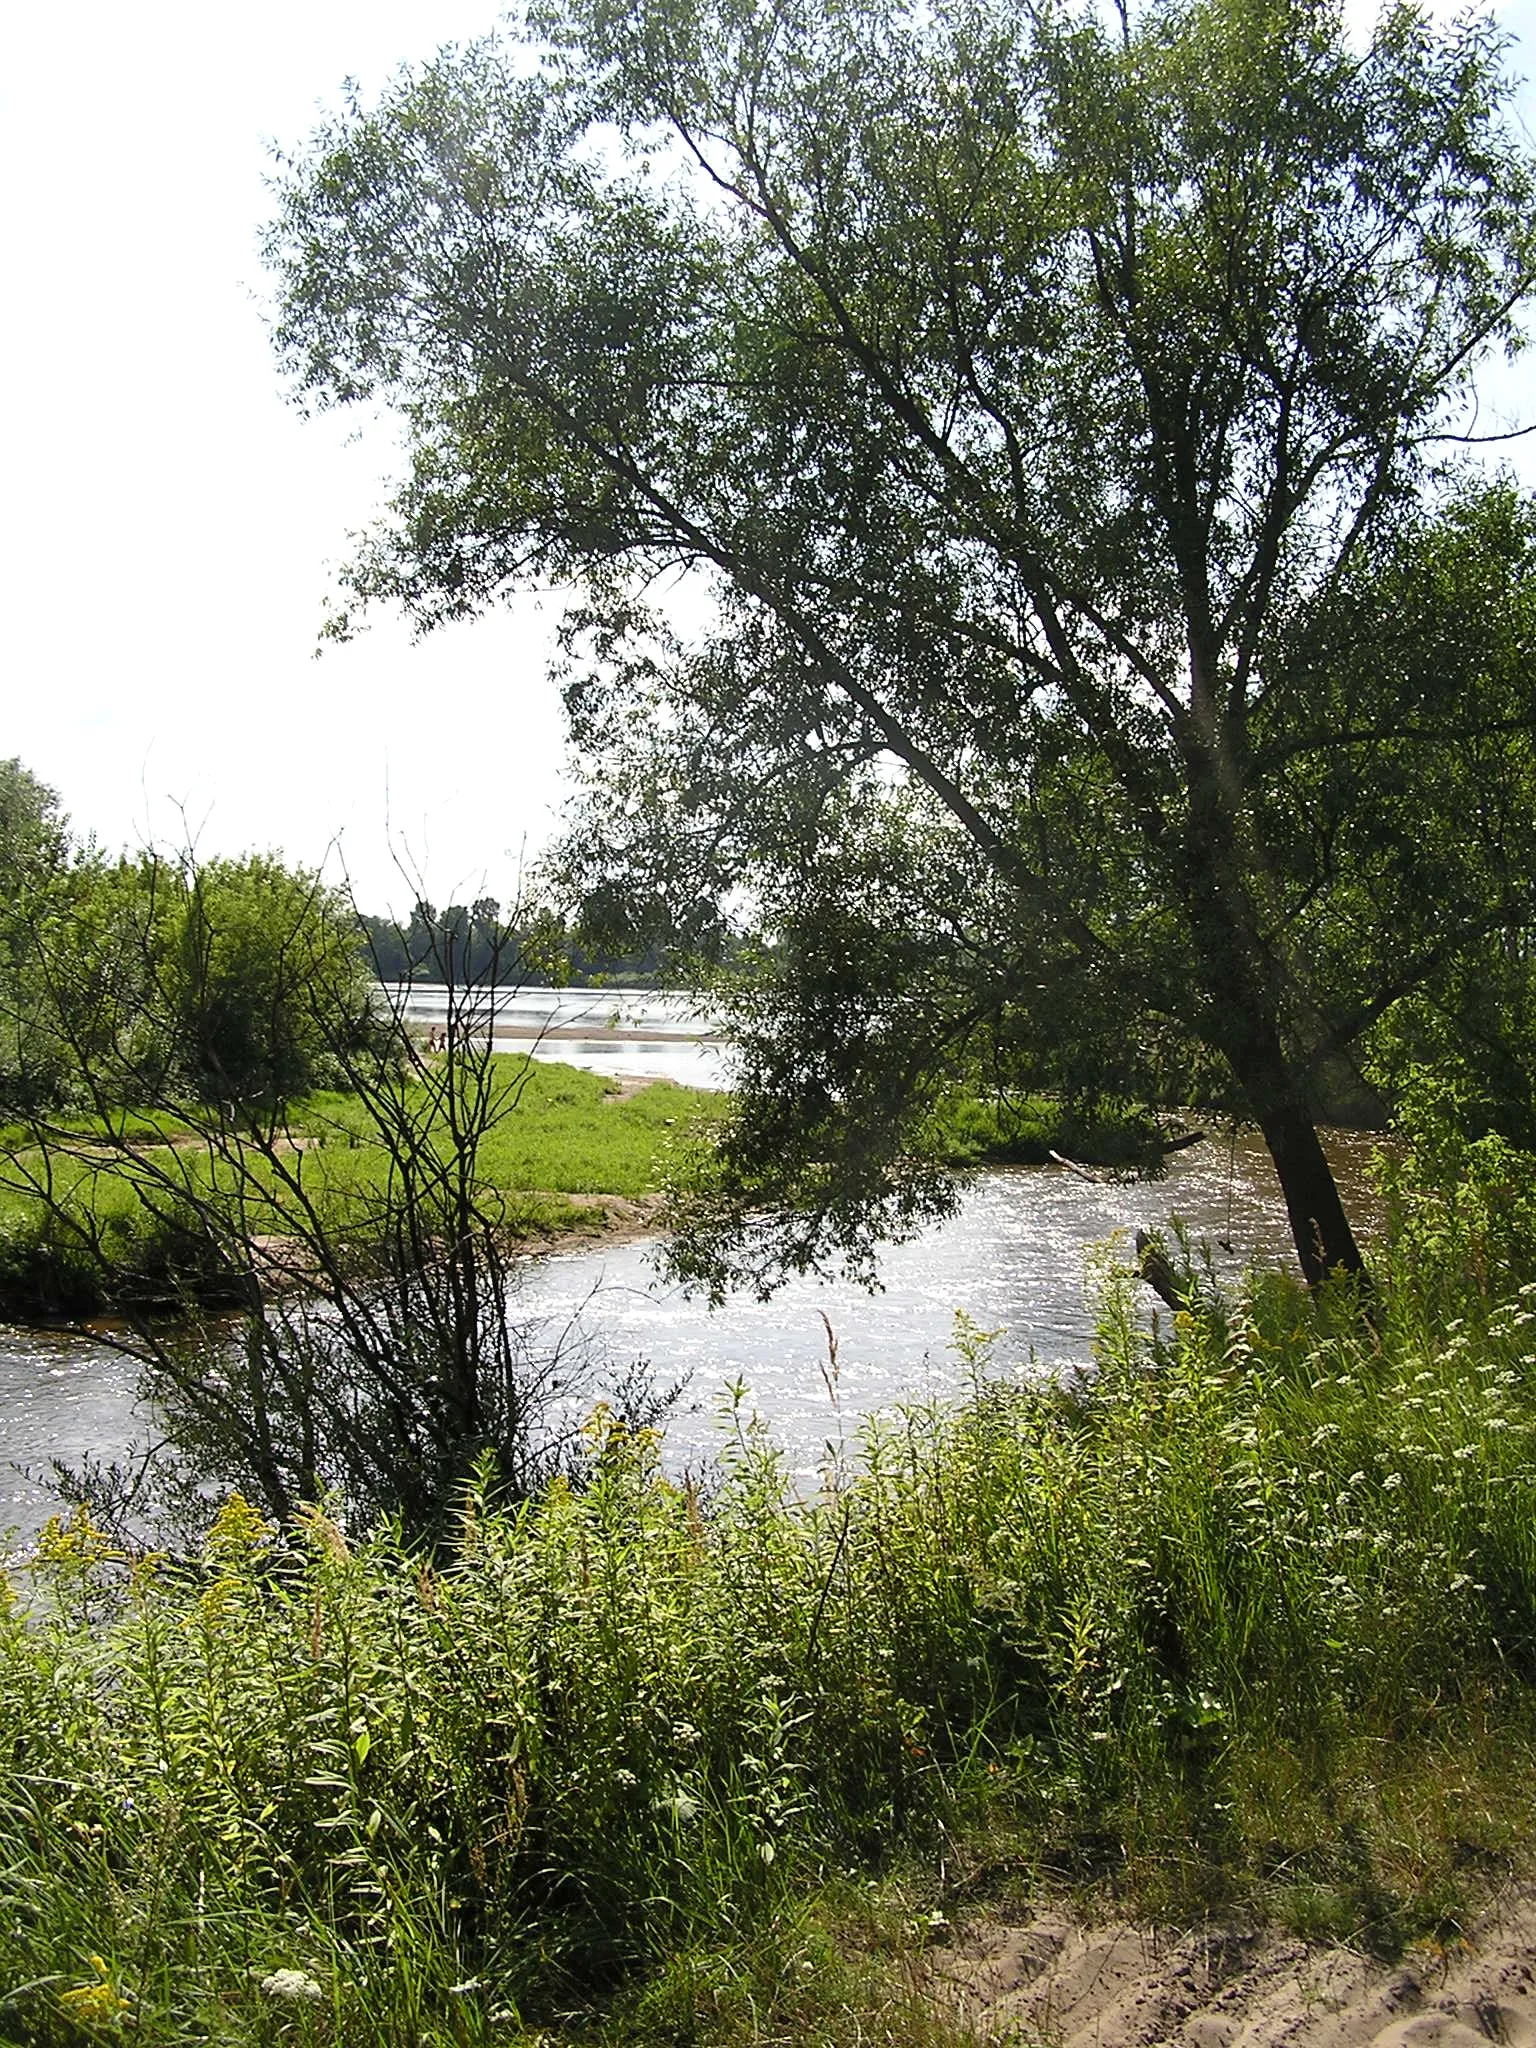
[8,1122,1536,2047]
[936,1882,1536,2046]
[0,1060,717,1322]
[0,1064,1218,1325]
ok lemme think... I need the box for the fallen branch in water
[1048,1149,1104,1183]
[1136,1229,1194,1312]
[1047,1128,1206,1187]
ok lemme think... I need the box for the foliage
[162,855,381,1106]
[265,0,1536,1289]
[0,759,77,1113]
[924,1087,1168,1171]
[8,1132,1536,2041]
[0,807,384,1119]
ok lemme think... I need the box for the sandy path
[934,1889,1536,2047]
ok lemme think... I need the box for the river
[0,992,1384,1540]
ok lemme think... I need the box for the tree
[162,854,383,1107]
[0,760,76,1113]
[16,849,384,1116]
[266,0,1536,1288]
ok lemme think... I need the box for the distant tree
[0,762,77,1112]
[0,758,67,885]
[267,0,1536,1286]
[4,841,383,1119]
[161,855,380,1108]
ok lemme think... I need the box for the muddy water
[0,999,1387,1538]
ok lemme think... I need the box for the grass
[0,1058,718,1318]
[295,1060,710,1200]
[5,1118,1536,2045]
[926,1088,1174,1169]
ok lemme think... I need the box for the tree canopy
[267,0,1536,1288]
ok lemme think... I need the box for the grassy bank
[7,1123,1536,2045]
[0,1064,1176,1323]
[0,1059,717,1320]
[927,1088,1184,1170]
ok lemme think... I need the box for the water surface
[0,998,1384,1539]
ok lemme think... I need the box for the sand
[933,1888,1536,2047]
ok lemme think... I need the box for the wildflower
[58,1956,130,2027]
[204,1493,274,1571]
[1383,1473,1403,1490]
[260,1969,324,2004]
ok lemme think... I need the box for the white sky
[2,0,1533,917]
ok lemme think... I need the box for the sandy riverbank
[936,1887,1536,2047]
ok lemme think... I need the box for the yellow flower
[204,1492,275,1571]
[36,1508,121,1572]
[58,1955,131,2029]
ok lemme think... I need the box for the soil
[506,1190,667,1261]
[932,1889,1536,2047]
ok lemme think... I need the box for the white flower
[260,1970,323,2004]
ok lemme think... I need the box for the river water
[383,983,732,1089]
[0,993,1383,1539]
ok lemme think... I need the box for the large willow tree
[268,0,1536,1289]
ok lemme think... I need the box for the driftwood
[1047,1148,1106,1183]
[1135,1229,1192,1312]
[1160,1128,1206,1155]
[1046,1128,1206,1186]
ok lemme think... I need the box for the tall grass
[6,1125,1536,2043]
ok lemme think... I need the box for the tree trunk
[1223,1017,1367,1290]
[1178,745,1368,1291]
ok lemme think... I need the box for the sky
[2,0,1533,918]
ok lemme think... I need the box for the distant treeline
[357,899,664,988]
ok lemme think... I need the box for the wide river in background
[0,989,1384,1542]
